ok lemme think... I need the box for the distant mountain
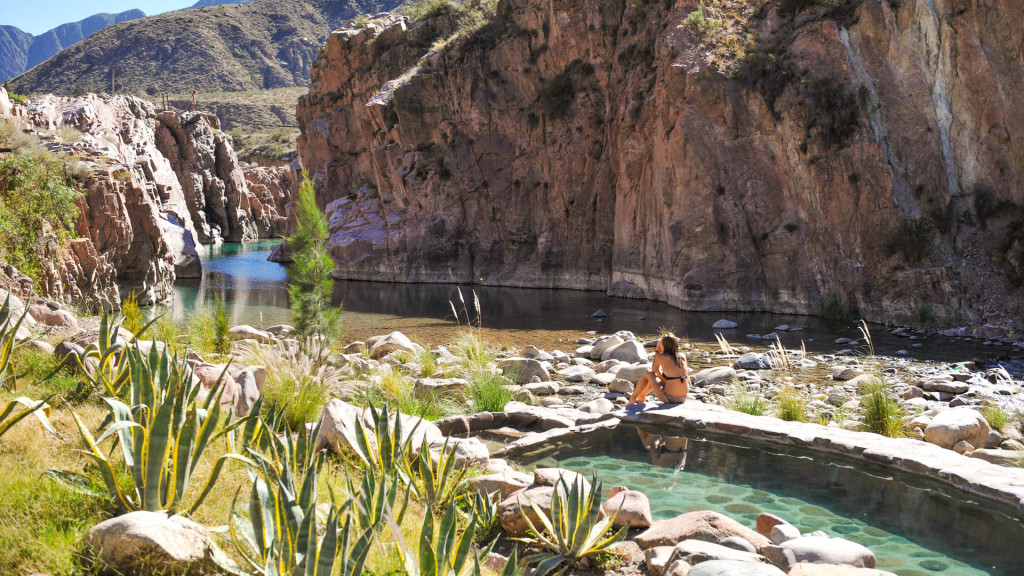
[8,0,406,96]
[191,0,256,6]
[0,10,145,83]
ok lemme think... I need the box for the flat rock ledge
[621,402,1024,516]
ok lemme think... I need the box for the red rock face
[2,93,295,307]
[298,0,1024,327]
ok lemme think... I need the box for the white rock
[713,319,738,329]
[924,407,991,450]
[602,340,647,363]
[88,511,215,575]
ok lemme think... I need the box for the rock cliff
[297,0,1024,329]
[1,91,294,308]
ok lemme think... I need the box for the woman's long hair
[660,333,683,367]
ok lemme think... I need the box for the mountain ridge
[7,0,406,95]
[0,10,145,83]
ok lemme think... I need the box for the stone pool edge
[610,401,1024,518]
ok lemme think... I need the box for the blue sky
[1,1,192,35]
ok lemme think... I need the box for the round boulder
[780,536,876,570]
[924,407,991,450]
[601,487,653,528]
[87,511,216,575]
[688,560,786,576]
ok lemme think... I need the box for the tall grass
[239,341,342,431]
[714,332,737,355]
[452,330,493,372]
[857,320,875,358]
[982,402,1010,432]
[417,347,438,378]
[859,377,905,437]
[775,386,807,422]
[183,306,216,355]
[212,296,231,355]
[121,292,143,336]
[468,371,514,412]
[352,364,461,421]
[729,386,767,416]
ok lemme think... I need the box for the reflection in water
[637,429,689,471]
[162,241,1024,373]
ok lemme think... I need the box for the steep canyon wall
[298,0,1024,328]
[1,91,295,308]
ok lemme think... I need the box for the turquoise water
[516,426,1021,575]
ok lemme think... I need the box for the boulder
[233,369,261,417]
[470,470,534,499]
[23,339,55,355]
[427,436,489,468]
[756,513,788,538]
[601,488,653,528]
[610,379,635,394]
[228,325,273,343]
[192,364,239,413]
[602,340,647,363]
[787,564,898,576]
[499,358,550,384]
[87,511,216,575]
[968,448,1024,467]
[559,365,597,382]
[779,536,875,570]
[534,468,592,492]
[735,353,772,370]
[29,303,79,331]
[690,367,737,387]
[590,335,625,360]
[645,546,676,576]
[414,378,469,398]
[522,381,560,396]
[592,372,618,386]
[635,510,771,552]
[368,331,420,359]
[770,523,800,544]
[687,560,787,576]
[579,398,616,414]
[669,539,773,565]
[719,537,757,553]
[924,407,991,450]
[498,485,556,535]
[713,319,738,329]
[316,399,372,452]
[615,364,650,384]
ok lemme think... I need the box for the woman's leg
[628,371,657,404]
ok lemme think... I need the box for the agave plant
[339,402,417,483]
[227,416,374,576]
[343,468,410,533]
[0,395,57,439]
[518,475,627,576]
[51,343,249,513]
[406,503,486,576]
[0,292,31,389]
[71,311,132,397]
[413,437,470,513]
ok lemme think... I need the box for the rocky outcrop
[2,93,295,307]
[298,0,1024,329]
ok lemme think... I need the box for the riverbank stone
[499,358,550,384]
[924,407,991,449]
[635,510,771,551]
[470,470,534,499]
[601,487,653,528]
[603,340,647,363]
[590,335,625,360]
[779,536,876,570]
[87,511,216,575]
[670,540,772,566]
[687,560,786,576]
[228,325,272,343]
[690,367,737,387]
[367,331,421,359]
[787,564,898,576]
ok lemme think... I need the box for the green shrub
[0,153,82,280]
[774,386,807,422]
[983,403,1010,432]
[860,378,905,437]
[184,307,216,354]
[242,342,340,432]
[884,217,935,264]
[405,0,458,21]
[212,296,231,355]
[537,71,576,119]
[684,5,721,35]
[729,386,767,416]
[820,293,852,323]
[469,371,514,412]
[121,292,143,336]
[805,76,861,150]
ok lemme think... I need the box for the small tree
[287,171,341,345]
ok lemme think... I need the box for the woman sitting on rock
[627,333,689,405]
